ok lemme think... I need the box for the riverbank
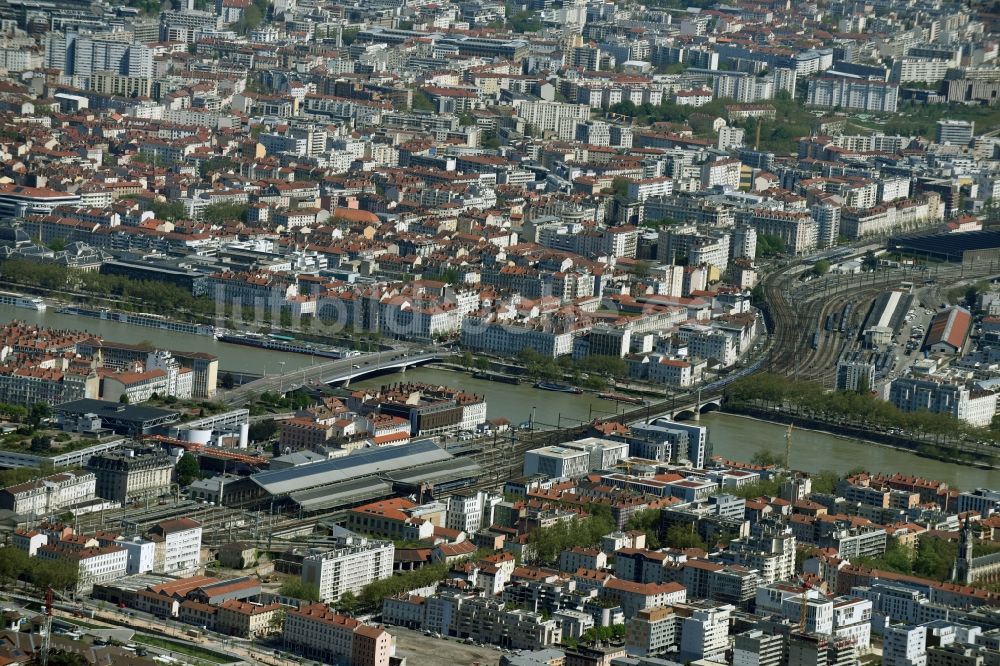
[429,363,1000,471]
[724,404,999,471]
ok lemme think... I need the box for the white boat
[0,292,46,311]
[16,296,46,311]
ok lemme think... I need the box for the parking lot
[391,627,502,666]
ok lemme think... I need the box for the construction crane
[40,587,52,666]
[796,577,815,632]
[784,423,794,469]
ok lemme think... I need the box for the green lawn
[132,634,234,664]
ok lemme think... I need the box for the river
[0,303,318,373]
[2,303,994,489]
[358,367,996,490]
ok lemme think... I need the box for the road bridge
[218,350,451,406]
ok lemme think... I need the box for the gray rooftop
[251,439,452,496]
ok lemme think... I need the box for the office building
[935,120,974,145]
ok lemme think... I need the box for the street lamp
[278,361,286,394]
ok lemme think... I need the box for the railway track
[758,261,1000,385]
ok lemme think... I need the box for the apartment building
[38,543,127,594]
[602,580,687,619]
[215,600,282,639]
[839,196,941,239]
[678,324,739,368]
[302,537,395,602]
[888,377,997,427]
[517,101,590,140]
[625,606,678,657]
[936,121,975,145]
[460,317,575,358]
[446,596,563,649]
[0,470,96,516]
[558,547,608,573]
[0,367,98,408]
[737,209,818,255]
[283,603,393,666]
[883,623,927,666]
[678,602,735,662]
[735,628,785,666]
[723,521,796,584]
[807,77,899,113]
[348,498,435,542]
[447,491,500,535]
[891,58,951,84]
[86,448,174,504]
[147,518,203,576]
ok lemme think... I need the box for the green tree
[221,372,235,390]
[751,449,782,467]
[756,234,786,258]
[28,402,51,428]
[810,470,841,495]
[119,394,130,404]
[150,200,187,221]
[268,607,286,633]
[176,453,201,487]
[527,514,615,565]
[624,509,661,549]
[279,579,320,602]
[203,201,249,224]
[0,546,29,585]
[249,419,279,442]
[633,260,652,279]
[665,524,707,550]
[811,259,831,276]
[506,8,542,31]
[862,250,879,272]
[610,177,629,198]
[29,435,51,453]
[47,650,90,666]
[235,2,264,33]
[30,558,79,595]
[336,590,359,614]
[411,90,435,112]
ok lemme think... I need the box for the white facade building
[148,518,202,576]
[302,537,395,602]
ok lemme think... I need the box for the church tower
[952,516,974,585]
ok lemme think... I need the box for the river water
[0,304,317,373]
[357,367,997,490]
[3,304,994,489]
